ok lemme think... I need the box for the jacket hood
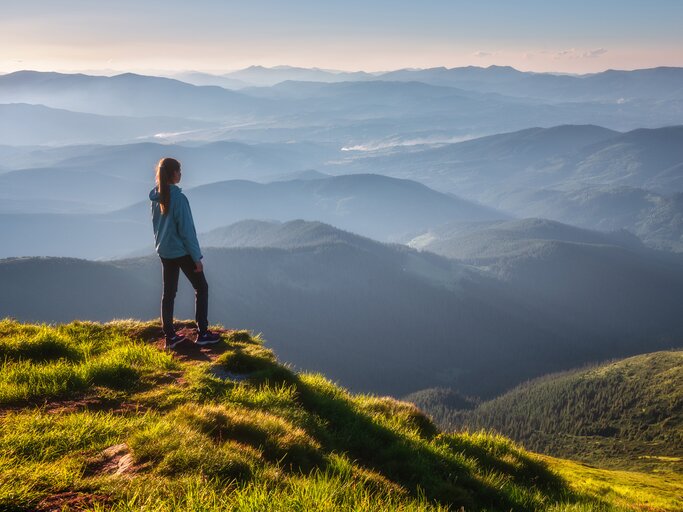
[149,184,181,201]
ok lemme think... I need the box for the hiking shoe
[165,333,188,350]
[195,330,221,345]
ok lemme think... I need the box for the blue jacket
[149,184,203,263]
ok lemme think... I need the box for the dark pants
[161,255,208,337]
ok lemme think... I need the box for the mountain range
[0,70,270,120]
[0,103,211,146]
[0,174,502,258]
[172,65,683,103]
[3,68,683,147]
[333,124,683,251]
[377,65,683,102]
[2,65,683,410]
[332,125,683,196]
[2,219,682,399]
[0,140,339,213]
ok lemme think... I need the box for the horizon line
[2,63,683,78]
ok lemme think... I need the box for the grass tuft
[0,328,81,362]
[217,344,276,374]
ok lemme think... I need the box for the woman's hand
[194,261,204,273]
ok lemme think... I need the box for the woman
[149,157,220,349]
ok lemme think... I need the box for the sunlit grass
[0,409,147,461]
[0,321,177,404]
[542,454,683,512]
[0,318,679,511]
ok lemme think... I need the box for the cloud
[341,134,479,152]
[583,47,607,58]
[472,51,492,58]
[553,48,608,60]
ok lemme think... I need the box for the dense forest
[409,351,683,471]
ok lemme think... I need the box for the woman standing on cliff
[149,157,221,349]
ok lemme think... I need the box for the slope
[496,187,683,252]
[0,70,270,120]
[419,351,683,473]
[408,218,683,345]
[534,126,683,192]
[0,103,210,146]
[329,124,622,198]
[199,219,391,252]
[332,125,683,197]
[406,217,645,264]
[0,319,679,511]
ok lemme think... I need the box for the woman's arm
[174,193,203,264]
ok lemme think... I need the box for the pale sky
[2,0,682,74]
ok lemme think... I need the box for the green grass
[0,318,679,511]
[542,455,683,512]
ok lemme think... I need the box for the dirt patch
[0,395,149,418]
[210,365,248,381]
[155,328,235,363]
[128,320,197,344]
[36,491,111,511]
[45,396,148,415]
[86,443,142,477]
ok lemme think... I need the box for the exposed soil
[0,395,149,418]
[154,326,235,363]
[36,491,111,511]
[124,320,197,344]
[45,397,149,415]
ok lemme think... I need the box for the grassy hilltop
[0,319,680,511]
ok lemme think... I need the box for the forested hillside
[413,351,683,472]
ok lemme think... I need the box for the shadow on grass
[213,342,575,511]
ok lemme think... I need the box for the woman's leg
[178,255,209,334]
[160,257,181,338]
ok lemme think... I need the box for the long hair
[155,157,180,215]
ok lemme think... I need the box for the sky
[2,0,682,75]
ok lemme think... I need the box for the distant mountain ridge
[333,124,683,196]
[496,186,683,252]
[375,65,683,101]
[407,217,645,264]
[3,219,683,398]
[0,173,505,258]
[0,140,339,212]
[200,219,384,251]
[5,69,681,148]
[0,103,210,146]
[0,70,270,119]
[332,124,683,251]
[174,64,683,102]
[223,65,376,86]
